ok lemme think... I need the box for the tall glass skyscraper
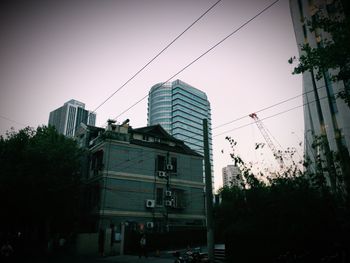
[49,99,96,137]
[222,165,242,188]
[147,79,213,182]
[289,0,350,187]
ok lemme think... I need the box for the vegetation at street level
[214,137,350,262]
[289,1,350,106]
[0,126,83,256]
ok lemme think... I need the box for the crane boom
[249,113,284,168]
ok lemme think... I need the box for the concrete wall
[92,140,205,230]
[75,229,121,256]
[75,233,99,256]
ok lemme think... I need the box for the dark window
[171,189,186,209]
[156,188,163,206]
[325,72,339,114]
[91,150,104,176]
[302,25,307,39]
[157,155,166,171]
[330,97,338,114]
[326,2,337,14]
[311,14,319,24]
[338,129,347,147]
[171,157,177,173]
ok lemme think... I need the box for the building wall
[89,138,205,232]
[148,80,212,156]
[222,165,242,188]
[48,106,65,134]
[147,82,173,132]
[289,0,350,178]
[48,99,96,137]
[147,79,213,188]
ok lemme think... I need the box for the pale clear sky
[0,0,303,191]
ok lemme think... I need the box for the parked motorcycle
[173,249,209,263]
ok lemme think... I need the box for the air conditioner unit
[165,200,172,207]
[166,164,173,171]
[146,199,155,208]
[165,190,172,197]
[157,171,167,178]
[146,222,154,228]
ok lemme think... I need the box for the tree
[289,0,350,206]
[0,126,83,255]
[214,137,348,262]
[289,1,350,106]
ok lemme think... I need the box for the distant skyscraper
[48,99,96,137]
[222,165,242,188]
[147,79,213,183]
[289,0,350,185]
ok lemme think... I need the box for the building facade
[222,165,243,188]
[147,79,213,185]
[289,0,350,187]
[48,99,96,137]
[76,121,205,240]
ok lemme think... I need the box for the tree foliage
[214,137,349,262]
[0,126,83,244]
[290,4,350,106]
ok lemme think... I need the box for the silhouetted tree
[0,126,83,256]
[214,137,348,262]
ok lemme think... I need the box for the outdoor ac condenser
[146,199,155,208]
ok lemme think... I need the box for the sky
[0,0,304,191]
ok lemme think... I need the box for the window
[156,188,163,206]
[156,155,166,171]
[326,1,337,14]
[171,189,186,209]
[302,25,307,39]
[325,72,339,114]
[170,157,177,173]
[338,129,347,148]
[91,150,104,176]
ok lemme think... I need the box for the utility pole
[203,119,214,262]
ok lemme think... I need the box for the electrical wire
[100,84,333,164]
[90,0,222,115]
[88,87,343,197]
[113,84,323,154]
[114,79,329,142]
[91,151,206,197]
[213,84,328,130]
[213,89,343,138]
[113,0,281,121]
[90,140,202,174]
[0,115,27,127]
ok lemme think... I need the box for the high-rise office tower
[147,79,213,182]
[222,165,242,188]
[49,99,96,137]
[289,0,350,185]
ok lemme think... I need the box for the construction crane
[249,113,285,169]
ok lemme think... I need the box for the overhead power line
[213,84,328,130]
[0,115,27,127]
[213,90,342,138]
[116,85,330,150]
[102,85,336,155]
[113,0,281,121]
[213,94,302,130]
[90,0,222,115]
[213,105,304,137]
